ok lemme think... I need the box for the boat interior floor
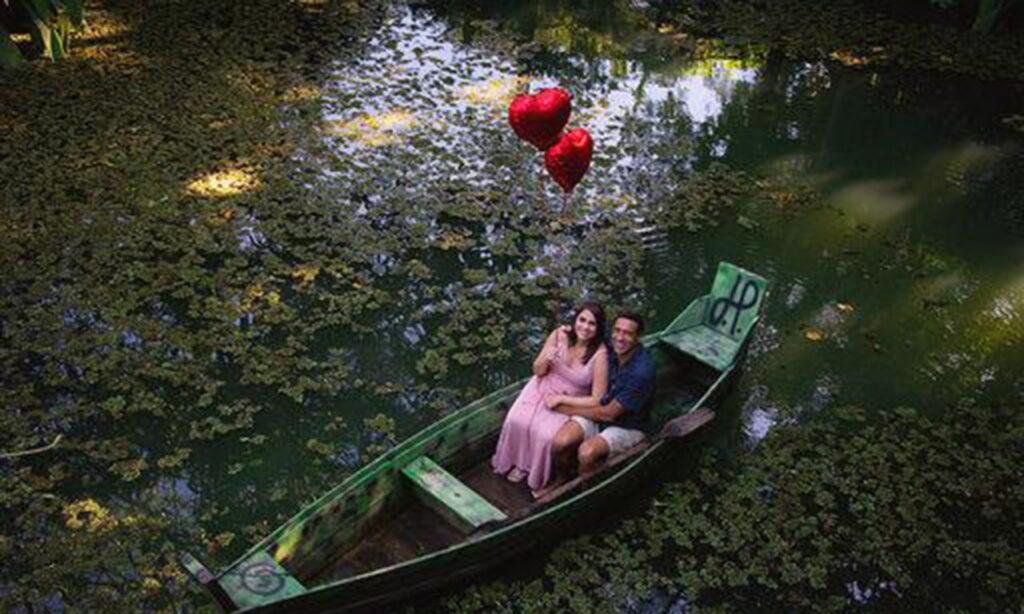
[302,357,719,588]
[306,457,534,586]
[305,499,462,585]
[458,460,535,516]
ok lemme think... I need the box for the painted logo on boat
[241,562,286,595]
[710,275,760,336]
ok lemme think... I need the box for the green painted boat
[183,261,768,613]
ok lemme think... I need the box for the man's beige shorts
[571,416,645,456]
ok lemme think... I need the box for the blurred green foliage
[968,0,1023,32]
[927,0,1023,32]
[1,0,85,66]
[663,0,1024,80]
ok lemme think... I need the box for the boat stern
[180,551,240,612]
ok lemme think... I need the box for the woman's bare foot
[531,477,568,500]
[507,467,527,483]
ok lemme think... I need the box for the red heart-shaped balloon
[508,88,571,151]
[544,128,593,193]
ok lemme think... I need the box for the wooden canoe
[183,262,768,613]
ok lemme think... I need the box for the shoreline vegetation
[1,0,1022,612]
[665,0,1024,82]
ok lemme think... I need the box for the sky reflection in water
[295,3,1024,451]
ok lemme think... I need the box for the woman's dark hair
[567,302,607,364]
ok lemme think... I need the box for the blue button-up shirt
[600,344,655,430]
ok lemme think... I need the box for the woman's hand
[533,325,572,377]
[545,394,564,409]
[556,324,571,345]
[543,327,570,362]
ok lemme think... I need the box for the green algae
[2,0,1023,611]
[660,162,751,232]
[0,0,391,609]
[438,402,1024,613]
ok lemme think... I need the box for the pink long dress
[491,341,596,492]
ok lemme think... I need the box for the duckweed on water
[1,0,392,609]
[3,0,1024,611]
[439,402,1024,613]
[659,163,750,232]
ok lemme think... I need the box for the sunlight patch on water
[324,110,419,146]
[937,140,1004,194]
[988,295,1020,322]
[830,178,917,226]
[459,75,530,107]
[977,284,1024,353]
[186,168,261,198]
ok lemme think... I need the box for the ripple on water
[987,295,1019,322]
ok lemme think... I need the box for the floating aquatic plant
[440,402,1024,613]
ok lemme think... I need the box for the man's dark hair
[615,311,645,335]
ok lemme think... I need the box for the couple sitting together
[492,303,655,497]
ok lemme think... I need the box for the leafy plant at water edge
[665,0,1024,81]
[970,0,1023,32]
[0,0,84,66]
[929,0,1024,32]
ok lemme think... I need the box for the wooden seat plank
[402,456,507,533]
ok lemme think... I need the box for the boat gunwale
[218,291,720,578]
[234,328,744,612]
[218,377,526,580]
[221,290,765,612]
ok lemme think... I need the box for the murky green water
[3,0,1024,609]
[185,0,1024,564]
[292,3,1024,443]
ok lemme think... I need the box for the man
[546,312,655,488]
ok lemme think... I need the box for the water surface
[5,1,1024,607]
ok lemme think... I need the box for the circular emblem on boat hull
[241,562,285,595]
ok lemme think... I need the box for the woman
[492,303,609,494]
